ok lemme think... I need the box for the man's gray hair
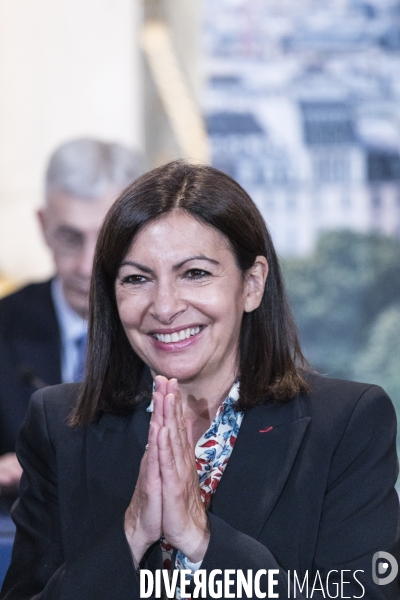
[45,138,142,200]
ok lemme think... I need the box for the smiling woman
[1,161,398,600]
[115,211,268,403]
[72,160,306,426]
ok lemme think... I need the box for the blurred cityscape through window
[202,0,400,468]
[202,0,400,255]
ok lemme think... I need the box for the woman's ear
[244,256,268,313]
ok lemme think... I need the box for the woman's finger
[164,394,193,478]
[169,379,183,421]
[166,377,178,396]
[151,391,164,428]
[158,425,209,562]
[158,425,178,483]
[163,393,186,469]
[167,379,190,450]
[145,420,161,481]
[154,374,168,396]
[152,375,168,427]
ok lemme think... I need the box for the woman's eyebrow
[119,256,220,274]
[119,260,153,274]
[173,256,220,270]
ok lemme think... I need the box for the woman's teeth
[154,327,201,343]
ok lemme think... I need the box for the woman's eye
[185,269,210,280]
[121,274,147,285]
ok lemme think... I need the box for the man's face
[38,189,117,319]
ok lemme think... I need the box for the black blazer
[1,373,399,599]
[0,280,61,455]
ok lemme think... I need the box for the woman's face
[115,211,266,386]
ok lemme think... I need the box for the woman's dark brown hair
[71,160,307,425]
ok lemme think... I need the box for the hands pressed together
[124,376,210,569]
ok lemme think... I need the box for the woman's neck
[178,372,237,446]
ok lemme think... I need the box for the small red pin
[259,426,273,433]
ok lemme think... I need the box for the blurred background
[0,0,399,461]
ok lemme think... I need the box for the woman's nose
[150,281,186,324]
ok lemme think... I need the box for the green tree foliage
[353,304,400,450]
[354,304,400,398]
[282,229,400,479]
[282,230,400,380]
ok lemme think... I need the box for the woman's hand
[158,377,210,563]
[124,382,164,568]
[125,376,210,567]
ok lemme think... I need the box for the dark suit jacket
[1,373,399,599]
[0,280,61,455]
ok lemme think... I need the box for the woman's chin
[150,362,202,384]
[155,370,197,383]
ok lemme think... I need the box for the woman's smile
[151,325,203,348]
[115,210,253,385]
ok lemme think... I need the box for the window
[313,155,350,184]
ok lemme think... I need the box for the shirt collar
[51,277,88,343]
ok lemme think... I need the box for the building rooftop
[300,101,355,145]
[206,112,265,135]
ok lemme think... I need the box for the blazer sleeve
[0,391,142,600]
[200,385,400,600]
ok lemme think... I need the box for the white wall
[0,0,143,282]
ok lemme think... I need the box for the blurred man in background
[0,138,142,502]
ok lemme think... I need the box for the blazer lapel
[210,397,310,539]
[85,402,151,532]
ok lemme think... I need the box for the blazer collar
[209,396,310,539]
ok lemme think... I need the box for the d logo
[372,551,398,586]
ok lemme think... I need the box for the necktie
[73,333,87,382]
